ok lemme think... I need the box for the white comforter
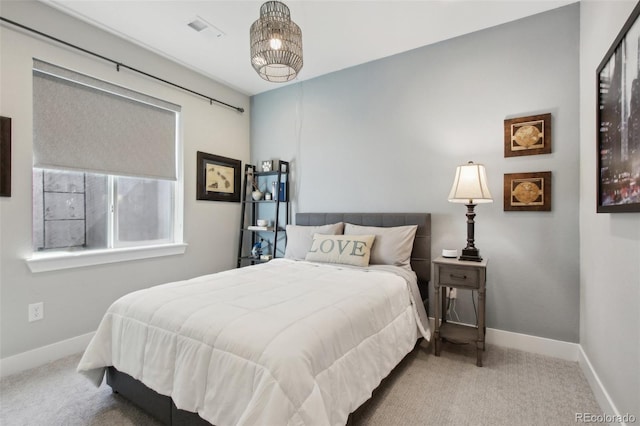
[77,259,431,426]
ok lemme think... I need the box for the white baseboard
[577,346,627,425]
[0,331,94,378]
[485,328,579,361]
[428,318,580,361]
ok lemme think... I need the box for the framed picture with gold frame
[504,113,551,157]
[504,172,552,211]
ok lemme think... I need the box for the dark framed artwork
[196,151,241,202]
[0,116,11,197]
[597,2,640,213]
[504,113,551,158]
[504,172,552,212]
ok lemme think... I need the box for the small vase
[252,190,264,201]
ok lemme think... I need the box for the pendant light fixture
[250,1,303,83]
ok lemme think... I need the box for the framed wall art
[503,172,552,212]
[504,113,551,158]
[0,116,11,197]
[596,1,640,213]
[196,151,241,202]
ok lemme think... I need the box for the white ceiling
[42,0,574,96]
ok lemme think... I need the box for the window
[28,60,183,271]
[32,170,175,251]
[114,176,174,246]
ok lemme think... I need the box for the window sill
[25,243,188,273]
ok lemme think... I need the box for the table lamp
[448,161,493,261]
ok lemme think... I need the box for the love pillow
[305,234,375,267]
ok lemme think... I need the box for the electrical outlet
[28,302,44,322]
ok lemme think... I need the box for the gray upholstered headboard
[295,213,431,295]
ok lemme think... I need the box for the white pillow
[305,234,375,267]
[343,223,418,268]
[284,222,344,260]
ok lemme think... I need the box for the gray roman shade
[33,59,180,180]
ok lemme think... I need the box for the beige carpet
[1,340,601,426]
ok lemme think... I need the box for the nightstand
[433,256,488,366]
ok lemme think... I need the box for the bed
[77,212,431,426]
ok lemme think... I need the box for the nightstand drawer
[438,266,480,289]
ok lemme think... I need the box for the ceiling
[42,0,574,96]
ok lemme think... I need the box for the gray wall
[251,4,580,342]
[579,1,640,419]
[0,1,250,358]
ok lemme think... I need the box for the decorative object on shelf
[196,151,241,202]
[261,160,274,172]
[251,239,264,258]
[248,171,260,189]
[279,181,288,201]
[248,170,264,200]
[265,192,272,200]
[250,1,303,83]
[0,116,11,197]
[504,113,551,158]
[503,171,552,212]
[448,161,493,262]
[257,219,269,227]
[597,2,640,213]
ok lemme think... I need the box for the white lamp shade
[448,161,493,204]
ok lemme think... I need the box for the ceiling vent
[187,16,225,38]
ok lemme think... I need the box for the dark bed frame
[107,212,431,425]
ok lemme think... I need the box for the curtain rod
[0,17,245,113]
